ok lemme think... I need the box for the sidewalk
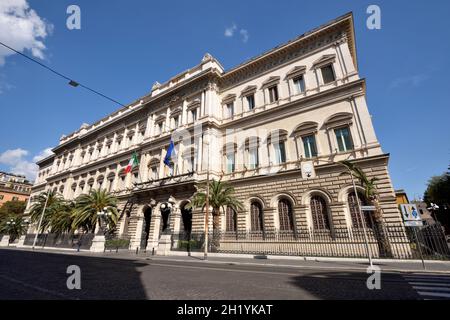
[4,246,450,274]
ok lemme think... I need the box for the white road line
[412,286,450,292]
[417,291,450,298]
[404,277,450,282]
[410,282,450,287]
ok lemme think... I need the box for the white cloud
[32,147,53,162]
[0,147,53,181]
[224,23,249,43]
[224,23,237,37]
[0,0,53,66]
[240,29,249,43]
[0,148,28,165]
[389,74,429,89]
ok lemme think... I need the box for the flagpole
[204,132,210,261]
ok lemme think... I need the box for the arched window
[278,199,294,231]
[348,192,373,229]
[250,202,263,232]
[226,207,237,232]
[310,196,330,230]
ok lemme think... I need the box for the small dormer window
[321,64,335,84]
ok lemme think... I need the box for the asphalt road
[1,249,449,300]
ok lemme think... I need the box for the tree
[340,160,393,258]
[424,171,450,233]
[48,201,76,236]
[0,215,28,241]
[0,200,27,221]
[188,179,243,251]
[29,191,66,233]
[72,189,119,234]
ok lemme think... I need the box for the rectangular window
[12,197,19,201]
[185,157,194,173]
[335,127,354,152]
[173,116,179,128]
[0,195,4,200]
[273,142,286,164]
[321,64,335,84]
[226,153,235,173]
[226,103,234,118]
[108,179,114,192]
[157,122,163,135]
[191,109,198,122]
[293,75,305,94]
[268,85,279,103]
[246,95,255,110]
[151,167,158,180]
[248,148,259,169]
[302,135,318,158]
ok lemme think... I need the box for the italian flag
[124,152,139,174]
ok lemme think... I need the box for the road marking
[417,291,450,298]
[0,274,76,300]
[404,274,450,300]
[410,282,450,287]
[412,286,450,292]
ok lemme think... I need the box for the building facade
[0,172,32,207]
[27,13,406,257]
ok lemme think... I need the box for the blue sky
[0,0,449,200]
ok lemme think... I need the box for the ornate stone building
[27,13,406,257]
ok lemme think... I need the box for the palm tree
[188,179,243,251]
[48,201,76,236]
[29,190,66,233]
[340,160,393,257]
[72,189,119,234]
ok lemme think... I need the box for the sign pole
[413,227,426,270]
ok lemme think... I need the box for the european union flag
[164,140,175,167]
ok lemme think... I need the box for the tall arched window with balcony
[223,143,237,174]
[267,130,288,165]
[292,122,319,159]
[245,137,260,170]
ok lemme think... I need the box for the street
[1,249,449,300]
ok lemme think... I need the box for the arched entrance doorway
[181,202,193,237]
[141,206,152,249]
[160,203,172,235]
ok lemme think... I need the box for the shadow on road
[288,271,419,300]
[0,249,148,300]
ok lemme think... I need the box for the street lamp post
[96,207,112,235]
[204,132,210,261]
[32,189,50,250]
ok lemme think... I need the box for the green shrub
[105,238,130,249]
[178,239,199,249]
